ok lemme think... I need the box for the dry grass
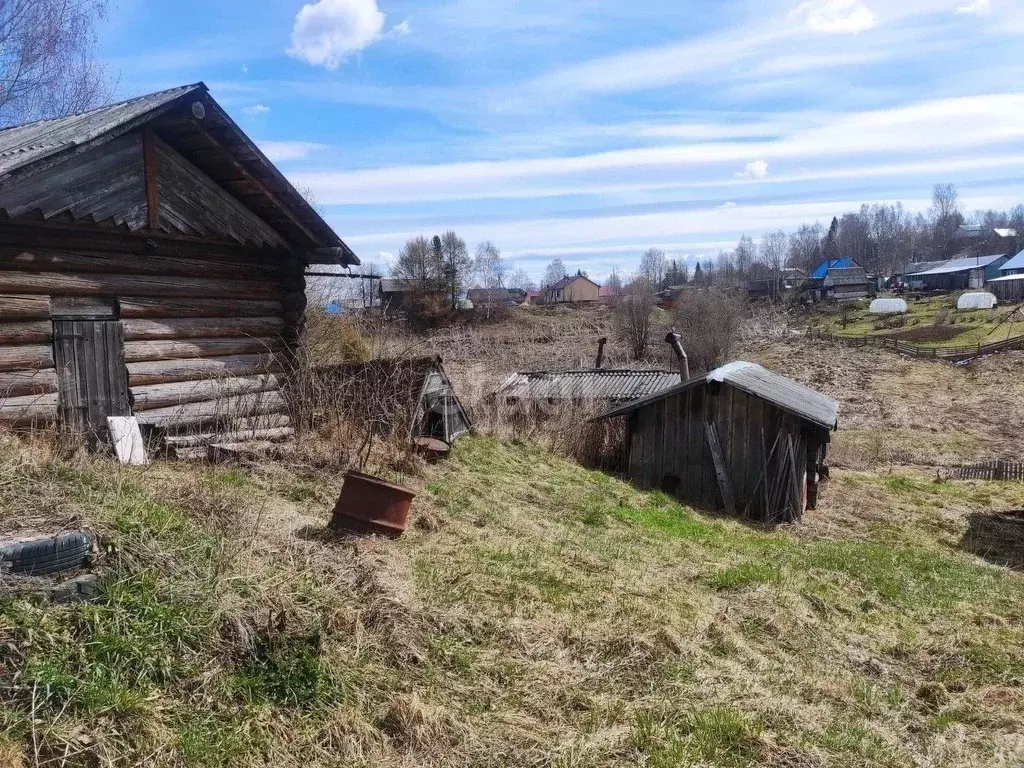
[1,314,1024,766]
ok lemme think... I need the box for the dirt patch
[885,325,966,342]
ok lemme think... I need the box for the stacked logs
[0,244,303,437]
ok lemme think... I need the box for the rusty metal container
[330,471,416,537]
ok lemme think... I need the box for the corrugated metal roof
[986,274,1024,283]
[0,84,202,176]
[810,258,854,280]
[1000,248,1024,272]
[596,361,839,430]
[994,228,1017,238]
[906,253,1006,276]
[495,369,681,403]
[823,266,868,286]
[0,83,359,265]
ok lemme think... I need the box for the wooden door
[52,320,130,443]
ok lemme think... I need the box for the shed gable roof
[596,361,839,430]
[0,83,357,265]
[495,369,681,402]
[1000,248,1024,272]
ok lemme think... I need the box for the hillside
[1,416,1023,766]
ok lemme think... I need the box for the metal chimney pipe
[595,337,608,369]
[665,332,690,381]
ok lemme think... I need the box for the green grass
[1,432,1023,766]
[810,294,1024,347]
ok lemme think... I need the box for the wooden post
[704,420,736,516]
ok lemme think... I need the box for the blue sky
[99,0,1024,281]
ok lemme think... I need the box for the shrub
[672,289,745,373]
[934,308,954,326]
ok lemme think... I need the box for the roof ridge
[0,83,204,134]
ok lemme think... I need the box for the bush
[671,289,745,373]
[934,308,955,326]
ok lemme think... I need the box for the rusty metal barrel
[329,471,416,537]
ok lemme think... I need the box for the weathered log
[126,354,283,386]
[0,344,54,372]
[0,271,282,299]
[0,368,59,397]
[0,295,50,321]
[131,374,281,411]
[134,390,287,428]
[209,441,294,462]
[0,321,51,345]
[119,297,283,319]
[0,392,59,424]
[124,337,283,363]
[122,316,286,341]
[0,248,285,278]
[164,426,295,449]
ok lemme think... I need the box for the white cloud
[258,140,329,162]
[717,201,738,209]
[244,104,271,116]
[241,64,249,74]
[736,160,770,180]
[287,0,386,70]
[954,0,991,15]
[789,0,877,34]
[389,18,412,36]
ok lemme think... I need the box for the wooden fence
[953,460,1024,482]
[806,329,1024,363]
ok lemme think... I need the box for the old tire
[0,531,95,576]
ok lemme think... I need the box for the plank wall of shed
[0,232,304,433]
[625,382,810,520]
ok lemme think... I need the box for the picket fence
[953,460,1024,482]
[806,329,1024,363]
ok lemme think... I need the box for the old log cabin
[0,83,359,448]
[595,362,839,524]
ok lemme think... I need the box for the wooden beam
[0,321,51,345]
[0,392,59,424]
[0,344,54,372]
[124,337,283,363]
[0,368,59,397]
[122,316,285,342]
[0,271,282,299]
[131,374,281,411]
[127,353,282,386]
[119,297,283,320]
[186,119,321,247]
[0,295,50,321]
[0,248,283,279]
[134,390,287,428]
[143,127,160,230]
[704,420,737,516]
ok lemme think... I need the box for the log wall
[0,238,301,434]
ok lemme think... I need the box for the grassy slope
[808,295,1024,347]
[1,434,1023,767]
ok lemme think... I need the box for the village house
[901,253,1010,292]
[0,83,359,450]
[595,360,838,524]
[985,248,1024,302]
[805,258,871,301]
[378,278,446,312]
[540,271,601,304]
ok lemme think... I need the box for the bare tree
[788,223,823,274]
[439,230,471,310]
[672,289,745,373]
[473,240,504,288]
[0,0,112,125]
[734,235,755,276]
[542,258,567,288]
[393,236,441,284]
[615,276,657,360]
[638,247,666,288]
[508,268,536,292]
[605,268,623,295]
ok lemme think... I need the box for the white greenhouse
[869,298,908,315]
[957,292,998,311]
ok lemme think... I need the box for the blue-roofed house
[903,253,1010,292]
[988,248,1024,301]
[807,258,870,301]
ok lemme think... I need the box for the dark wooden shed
[596,362,839,524]
[0,83,359,448]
